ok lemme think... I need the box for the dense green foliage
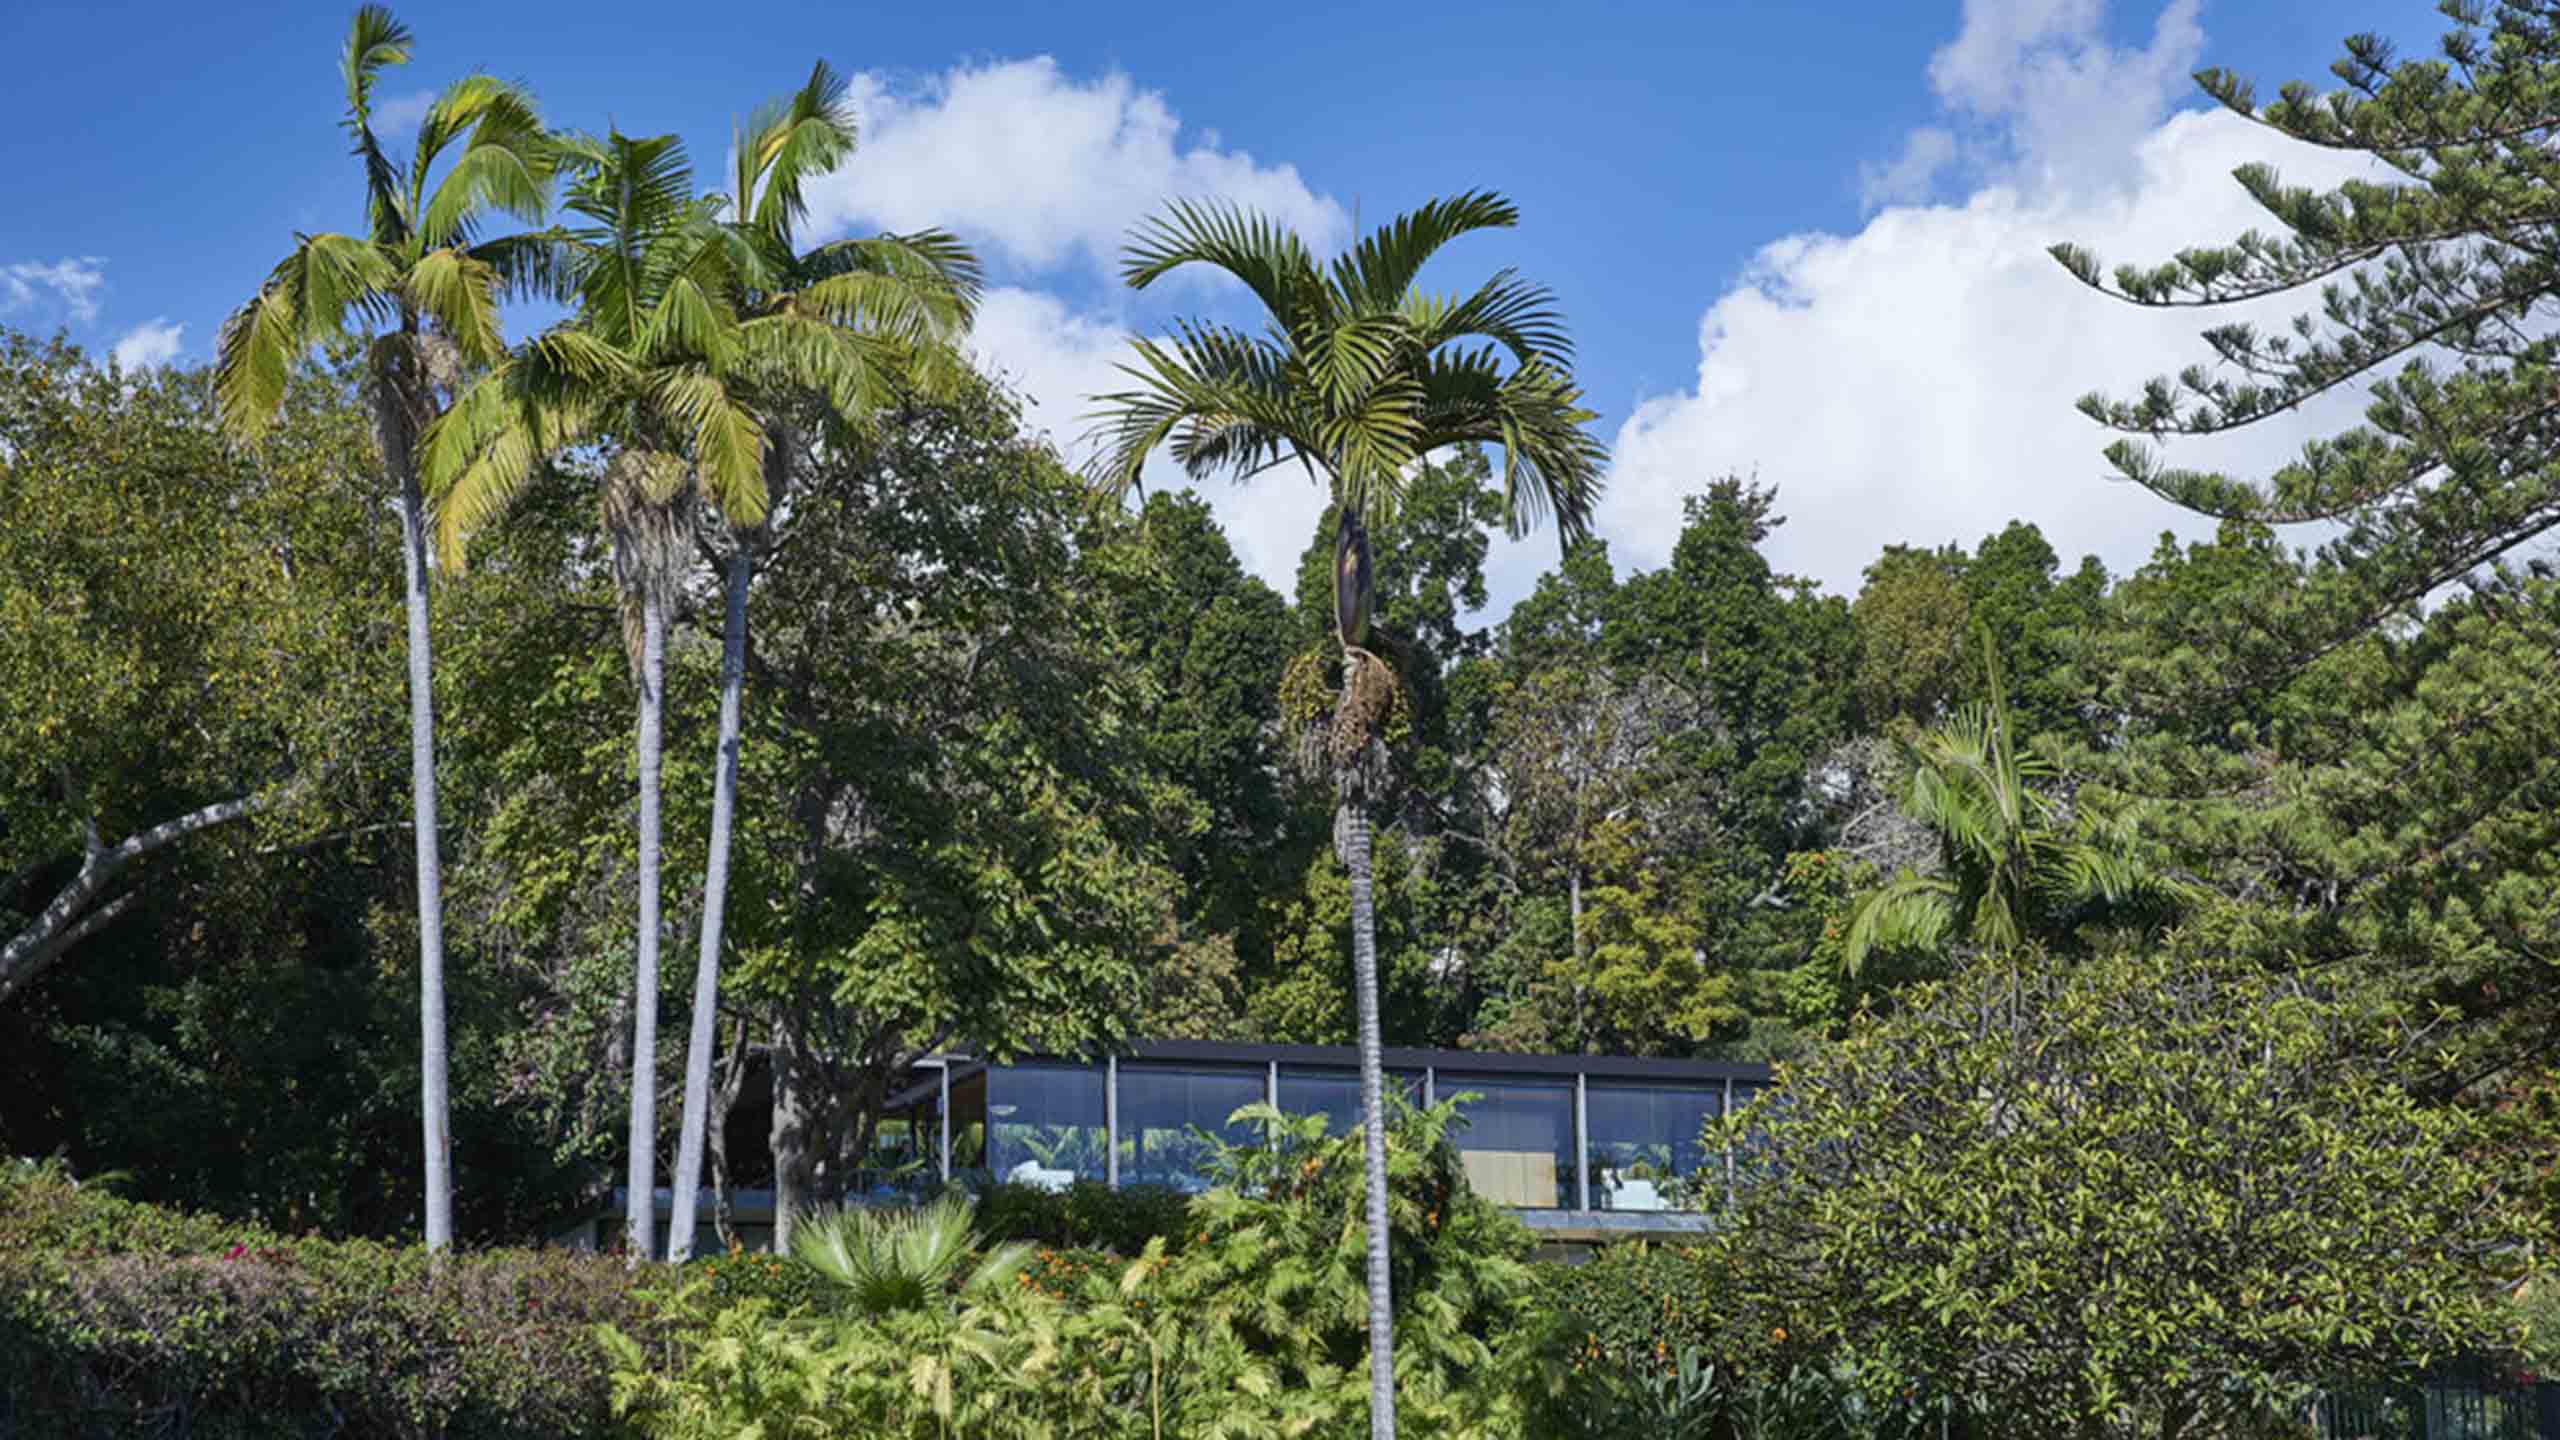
[606,1099,1539,1439]
[1717,947,2543,1439]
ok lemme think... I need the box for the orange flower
[1772,1326,1788,1344]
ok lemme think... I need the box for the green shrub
[678,1245,834,1317]
[0,1161,673,1439]
[610,1098,1541,1439]
[973,1178,1192,1255]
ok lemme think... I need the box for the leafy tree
[1086,189,1605,1439]
[1719,945,2544,1439]
[1850,545,1968,729]
[1100,490,1310,981]
[211,5,558,1252]
[735,381,1186,1246]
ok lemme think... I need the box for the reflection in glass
[1118,1064,1265,1191]
[1585,1081,1723,1211]
[1440,1073,1574,1209]
[987,1062,1106,1190]
[1275,1067,1424,1136]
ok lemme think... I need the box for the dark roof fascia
[917,1040,1772,1086]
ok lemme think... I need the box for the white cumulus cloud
[110,318,185,371]
[970,285,1331,592]
[806,57,1348,278]
[2,257,107,323]
[1588,0,2379,600]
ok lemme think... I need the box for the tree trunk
[668,540,752,1261]
[381,371,455,1257]
[625,587,667,1264]
[1343,785,1398,1440]
[770,1009,813,1255]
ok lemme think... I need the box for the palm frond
[214,235,398,440]
[796,229,985,317]
[415,74,553,248]
[422,337,611,565]
[1081,322,1304,496]
[647,364,766,522]
[339,7,415,247]
[739,59,856,247]
[1841,873,1958,977]
[1120,197,1324,330]
[403,246,504,367]
[1413,267,1573,369]
[468,228,573,305]
[1329,188,1518,317]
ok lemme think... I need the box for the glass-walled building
[886,1042,1773,1236]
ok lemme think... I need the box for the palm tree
[213,6,557,1253]
[661,62,980,1264]
[1842,629,2177,974]
[1085,191,1605,1440]
[426,119,971,1262]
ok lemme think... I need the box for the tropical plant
[1085,189,1606,1438]
[663,61,980,1263]
[210,5,558,1253]
[788,1193,1031,1318]
[1841,629,2177,975]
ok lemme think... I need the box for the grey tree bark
[1343,781,1398,1440]
[667,540,751,1261]
[376,347,454,1256]
[0,793,269,1005]
[625,587,667,1263]
[769,1009,812,1254]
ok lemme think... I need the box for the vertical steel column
[1267,1060,1281,1146]
[1574,1071,1591,1211]
[937,1061,951,1184]
[1423,1065,1435,1108]
[1105,1056,1120,1190]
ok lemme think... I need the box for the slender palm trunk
[626,588,667,1263]
[667,541,751,1261]
[1344,786,1397,1440]
[381,367,454,1255]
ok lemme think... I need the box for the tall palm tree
[425,119,968,1261]
[661,61,980,1263]
[1842,630,2177,974]
[1085,191,1605,1440]
[213,5,557,1254]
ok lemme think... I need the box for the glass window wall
[1585,1081,1723,1211]
[987,1062,1106,1190]
[1439,1072,1574,1209]
[1117,1063,1265,1192]
[1275,1066,1424,1136]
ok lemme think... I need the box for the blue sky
[0,0,2423,611]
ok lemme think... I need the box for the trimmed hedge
[0,1162,677,1439]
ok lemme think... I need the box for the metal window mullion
[1574,1071,1591,1212]
[938,1062,951,1185]
[1105,1056,1120,1190]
